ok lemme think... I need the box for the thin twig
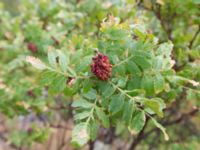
[128,117,150,150]
[128,106,199,150]
[188,25,200,49]
[163,106,199,126]
[49,124,72,130]
[146,107,198,137]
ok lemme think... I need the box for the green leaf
[127,75,142,90]
[141,75,154,96]
[156,42,173,57]
[97,82,116,98]
[95,107,110,128]
[39,71,57,85]
[57,50,68,73]
[49,74,66,93]
[89,120,98,141]
[151,117,169,141]
[101,97,110,108]
[168,75,199,87]
[71,123,89,148]
[153,56,163,70]
[154,73,165,94]
[125,89,145,97]
[83,89,97,100]
[133,28,146,39]
[72,99,93,109]
[67,66,77,77]
[71,49,83,64]
[109,94,125,114]
[48,49,58,68]
[114,64,126,76]
[64,86,77,96]
[144,98,165,117]
[123,100,135,124]
[74,111,90,120]
[117,77,128,88]
[133,55,151,70]
[126,61,142,75]
[102,83,116,98]
[129,110,146,134]
[75,55,92,72]
[83,79,93,93]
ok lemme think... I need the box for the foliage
[0,0,199,149]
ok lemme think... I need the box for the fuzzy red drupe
[91,53,112,81]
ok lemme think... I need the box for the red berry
[27,128,33,134]
[27,89,36,98]
[91,53,112,81]
[27,42,37,53]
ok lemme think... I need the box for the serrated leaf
[123,100,135,124]
[71,49,83,64]
[83,79,93,93]
[97,81,115,98]
[74,111,90,120]
[144,98,165,117]
[26,56,46,70]
[156,42,173,57]
[153,56,163,70]
[154,73,165,94]
[133,55,151,70]
[141,75,154,96]
[49,74,66,93]
[67,66,77,77]
[151,117,169,141]
[71,123,89,148]
[115,64,126,76]
[39,71,58,85]
[125,89,145,97]
[126,61,142,75]
[129,110,146,134]
[48,49,58,68]
[76,55,92,72]
[127,75,142,90]
[57,50,68,72]
[95,107,109,128]
[117,77,128,88]
[83,89,97,100]
[89,121,98,141]
[109,94,125,114]
[72,99,93,108]
[168,76,199,87]
[101,97,110,108]
[102,83,116,98]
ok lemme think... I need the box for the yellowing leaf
[151,117,169,141]
[128,110,146,134]
[71,123,89,147]
[156,0,165,5]
[26,56,46,70]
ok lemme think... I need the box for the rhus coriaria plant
[26,17,199,147]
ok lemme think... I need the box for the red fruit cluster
[27,42,37,53]
[91,53,112,81]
